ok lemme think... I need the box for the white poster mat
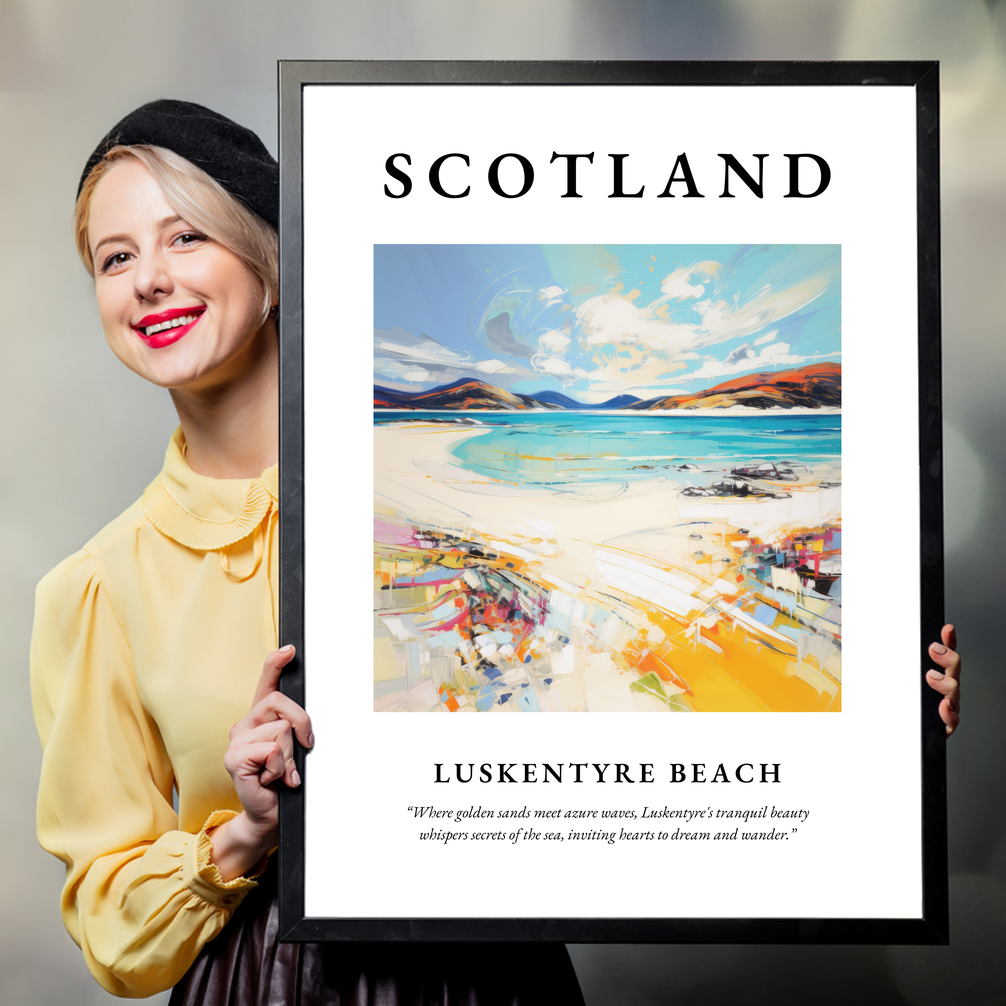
[301,84,919,920]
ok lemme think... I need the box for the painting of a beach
[373,244,841,712]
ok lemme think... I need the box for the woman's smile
[133,305,207,347]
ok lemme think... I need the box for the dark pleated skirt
[169,869,585,1006]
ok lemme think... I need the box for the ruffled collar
[143,428,278,551]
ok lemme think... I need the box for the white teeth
[142,313,199,337]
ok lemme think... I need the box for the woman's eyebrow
[92,216,185,257]
[92,232,133,256]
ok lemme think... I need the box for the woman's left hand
[209,645,313,881]
[926,624,961,737]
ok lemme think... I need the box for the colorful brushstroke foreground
[374,245,841,712]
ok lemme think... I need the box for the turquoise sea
[374,412,841,489]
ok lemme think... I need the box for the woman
[31,100,586,1003]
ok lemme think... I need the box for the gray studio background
[2,2,1003,1003]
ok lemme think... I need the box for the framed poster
[277,61,946,943]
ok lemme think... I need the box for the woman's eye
[173,231,208,248]
[101,251,132,273]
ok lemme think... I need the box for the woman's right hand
[926,624,961,737]
[209,645,314,881]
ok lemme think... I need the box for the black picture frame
[277,60,945,944]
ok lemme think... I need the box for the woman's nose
[133,249,173,302]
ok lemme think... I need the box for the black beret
[77,99,278,228]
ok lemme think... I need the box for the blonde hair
[75,145,278,323]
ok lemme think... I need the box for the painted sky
[374,244,840,404]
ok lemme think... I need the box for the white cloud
[374,357,445,383]
[760,341,791,360]
[571,269,832,362]
[532,355,591,382]
[659,267,706,300]
[538,328,572,354]
[754,330,778,346]
[375,336,469,367]
[677,341,836,383]
[688,279,828,349]
[538,285,566,306]
[374,327,538,391]
[475,359,509,374]
[577,296,695,350]
[537,357,573,375]
[582,346,690,397]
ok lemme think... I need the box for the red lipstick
[132,306,205,349]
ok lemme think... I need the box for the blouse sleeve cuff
[182,810,269,909]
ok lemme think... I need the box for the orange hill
[373,378,554,411]
[632,363,841,411]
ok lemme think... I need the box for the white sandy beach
[375,421,841,583]
[373,420,842,713]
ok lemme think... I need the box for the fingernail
[280,644,295,654]
[927,670,944,680]
[307,732,315,748]
[291,768,301,787]
[931,643,947,654]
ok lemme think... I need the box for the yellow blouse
[31,429,279,998]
